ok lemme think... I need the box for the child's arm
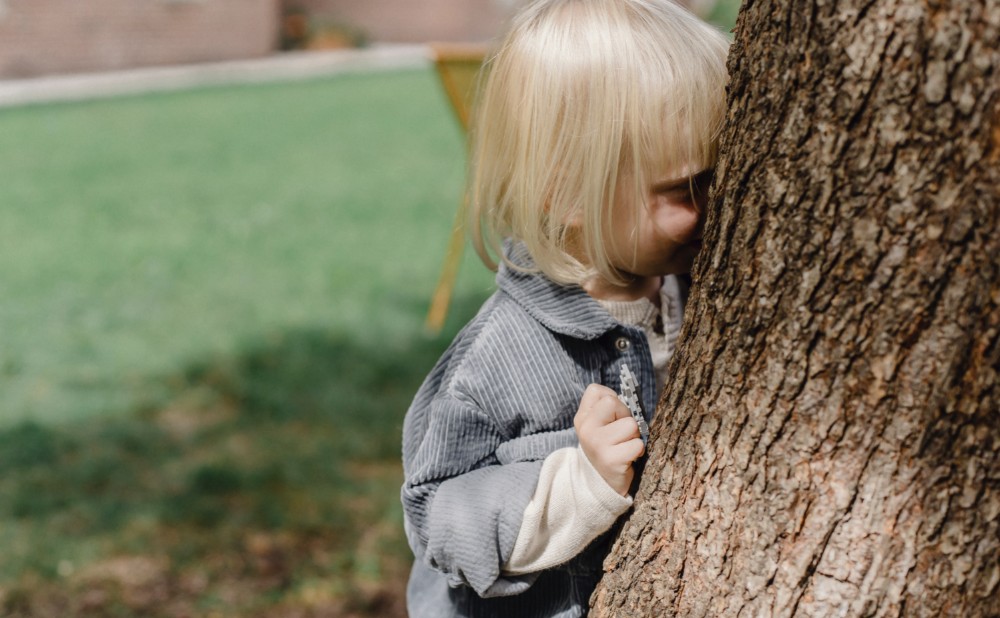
[402,392,550,597]
[503,384,645,574]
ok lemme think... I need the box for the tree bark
[591,0,1000,616]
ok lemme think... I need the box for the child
[402,0,729,615]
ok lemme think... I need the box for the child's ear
[562,208,583,228]
[543,197,583,229]
[554,200,584,229]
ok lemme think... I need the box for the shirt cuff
[503,446,632,575]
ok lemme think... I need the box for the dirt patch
[1,547,409,618]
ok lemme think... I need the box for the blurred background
[0,1,739,616]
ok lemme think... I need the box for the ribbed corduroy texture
[597,275,687,394]
[401,242,668,617]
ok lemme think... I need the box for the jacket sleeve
[402,392,544,597]
[503,446,632,575]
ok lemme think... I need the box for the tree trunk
[591,0,1000,616]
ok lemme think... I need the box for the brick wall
[0,0,280,78]
[285,0,712,45]
[284,0,524,45]
[0,0,709,79]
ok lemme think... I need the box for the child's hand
[574,384,645,496]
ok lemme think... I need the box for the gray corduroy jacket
[402,242,680,618]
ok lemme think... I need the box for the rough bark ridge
[591,0,1000,615]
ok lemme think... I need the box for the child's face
[611,165,712,278]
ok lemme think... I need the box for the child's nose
[687,197,706,240]
[693,209,706,239]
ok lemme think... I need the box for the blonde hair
[468,0,730,286]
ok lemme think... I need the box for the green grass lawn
[0,68,495,616]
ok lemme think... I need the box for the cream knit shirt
[503,277,685,574]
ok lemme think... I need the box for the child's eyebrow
[651,168,714,193]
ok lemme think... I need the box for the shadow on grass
[0,293,488,618]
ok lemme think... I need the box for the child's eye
[651,169,714,201]
[692,169,715,194]
[656,188,694,202]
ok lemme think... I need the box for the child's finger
[602,416,642,444]
[610,399,635,422]
[608,437,645,464]
[578,385,623,426]
[579,383,618,409]
[589,392,633,425]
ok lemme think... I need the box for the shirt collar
[495,240,619,340]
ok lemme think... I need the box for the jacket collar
[495,240,619,340]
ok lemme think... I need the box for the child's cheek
[651,195,701,242]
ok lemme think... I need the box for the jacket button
[615,337,630,352]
